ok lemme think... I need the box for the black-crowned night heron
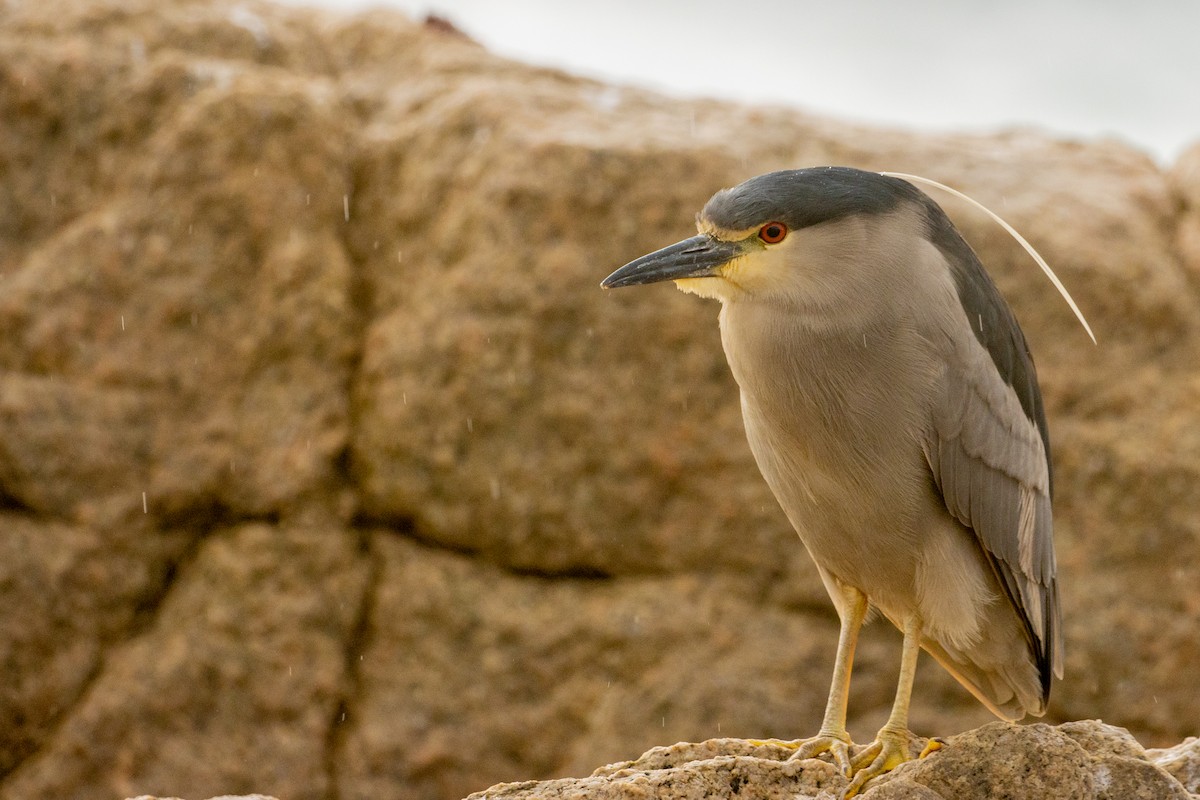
[601,166,1064,796]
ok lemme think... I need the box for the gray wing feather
[926,345,1062,690]
[921,204,1063,699]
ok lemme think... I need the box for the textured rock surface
[1149,737,1200,794]
[0,0,1198,799]
[468,722,1198,800]
[126,796,281,800]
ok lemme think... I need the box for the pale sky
[279,0,1199,163]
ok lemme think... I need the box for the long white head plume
[881,171,1096,345]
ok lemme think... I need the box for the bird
[601,166,1064,796]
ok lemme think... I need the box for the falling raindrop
[343,194,350,222]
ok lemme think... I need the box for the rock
[883,722,1195,800]
[466,723,1198,800]
[0,512,190,776]
[333,536,860,800]
[1149,737,1200,794]
[0,0,1197,798]
[1170,142,1200,282]
[2,524,369,800]
[125,795,281,800]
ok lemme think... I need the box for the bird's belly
[741,395,992,641]
[742,405,921,591]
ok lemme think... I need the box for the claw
[783,731,856,776]
[750,732,856,774]
[842,727,924,798]
[798,735,853,777]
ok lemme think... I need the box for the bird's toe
[843,727,926,797]
[764,730,856,775]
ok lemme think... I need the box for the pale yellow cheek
[673,277,732,301]
[720,253,763,286]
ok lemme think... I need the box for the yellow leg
[769,586,868,776]
[845,613,924,797]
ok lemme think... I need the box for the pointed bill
[602,235,745,288]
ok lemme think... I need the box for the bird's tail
[921,636,1047,721]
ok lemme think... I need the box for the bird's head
[602,167,934,313]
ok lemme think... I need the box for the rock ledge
[466,722,1200,800]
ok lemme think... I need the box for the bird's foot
[843,726,933,798]
[750,729,855,776]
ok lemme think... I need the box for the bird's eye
[758,222,788,244]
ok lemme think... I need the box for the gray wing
[922,207,1063,703]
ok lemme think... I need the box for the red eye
[758,221,788,244]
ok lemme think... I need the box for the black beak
[601,235,743,288]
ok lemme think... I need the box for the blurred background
[280,0,1200,164]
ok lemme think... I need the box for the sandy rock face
[1,0,1198,799]
[466,723,1198,800]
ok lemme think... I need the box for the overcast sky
[279,0,1198,163]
